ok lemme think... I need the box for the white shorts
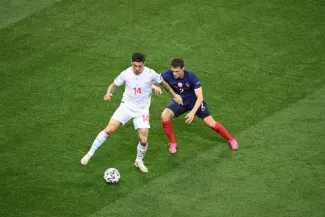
[111,103,150,129]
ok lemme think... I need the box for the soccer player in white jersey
[81,53,182,173]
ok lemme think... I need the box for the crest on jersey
[178,83,183,87]
[186,82,190,87]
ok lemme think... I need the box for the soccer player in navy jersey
[153,58,239,153]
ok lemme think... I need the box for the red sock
[162,120,176,143]
[213,122,233,142]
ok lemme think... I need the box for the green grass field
[1,0,325,216]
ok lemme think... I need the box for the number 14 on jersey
[133,87,142,94]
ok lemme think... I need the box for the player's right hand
[173,94,183,105]
[104,93,113,101]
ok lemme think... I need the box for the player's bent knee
[161,114,170,121]
[139,138,147,146]
[161,110,173,121]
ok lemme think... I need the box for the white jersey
[114,66,162,110]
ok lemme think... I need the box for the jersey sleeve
[114,70,126,86]
[191,73,201,89]
[161,71,169,83]
[151,70,163,84]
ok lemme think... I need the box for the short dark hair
[171,58,184,68]
[132,53,145,63]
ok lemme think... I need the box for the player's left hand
[153,86,162,95]
[185,112,195,124]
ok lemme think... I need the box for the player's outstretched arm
[159,79,183,105]
[104,82,117,101]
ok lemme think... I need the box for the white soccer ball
[104,168,120,184]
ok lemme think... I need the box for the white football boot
[81,154,92,165]
[134,159,148,173]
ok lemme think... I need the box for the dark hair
[171,58,184,68]
[132,53,145,63]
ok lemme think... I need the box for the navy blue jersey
[161,69,201,105]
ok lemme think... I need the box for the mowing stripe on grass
[0,0,61,29]
[89,85,325,217]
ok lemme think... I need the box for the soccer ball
[104,168,120,184]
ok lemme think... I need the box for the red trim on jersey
[172,85,190,90]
